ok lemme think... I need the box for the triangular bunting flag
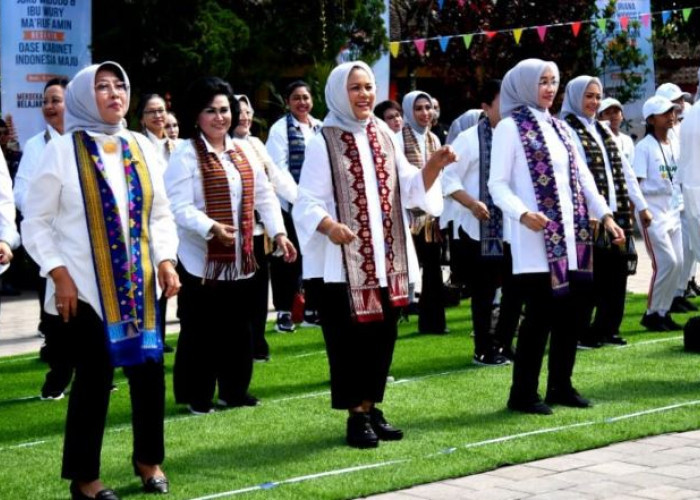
[463,34,473,49]
[512,28,523,45]
[485,31,497,40]
[641,13,651,27]
[457,0,465,6]
[571,21,582,37]
[389,41,400,58]
[414,39,426,56]
[536,25,547,42]
[597,18,607,32]
[437,0,444,10]
[439,36,450,52]
[683,8,692,21]
[662,10,671,24]
[620,16,629,31]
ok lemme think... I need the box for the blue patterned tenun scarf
[477,117,504,258]
[73,131,162,366]
[286,113,319,183]
[511,106,593,295]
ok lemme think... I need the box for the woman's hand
[327,222,356,245]
[274,234,298,263]
[158,260,181,298]
[603,214,626,245]
[210,222,236,246]
[0,241,13,265]
[467,200,490,221]
[638,209,653,229]
[49,266,78,322]
[520,211,549,232]
[425,146,458,171]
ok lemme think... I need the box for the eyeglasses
[144,108,167,117]
[94,81,129,95]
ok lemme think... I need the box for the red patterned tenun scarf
[193,137,257,280]
[322,121,410,323]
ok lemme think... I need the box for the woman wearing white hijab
[560,76,650,348]
[21,62,180,499]
[396,90,447,334]
[293,61,455,448]
[489,59,624,415]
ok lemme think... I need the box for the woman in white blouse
[488,59,624,416]
[293,61,455,448]
[165,77,295,415]
[21,61,180,500]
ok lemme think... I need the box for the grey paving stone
[500,476,572,494]
[603,496,651,500]
[618,452,688,467]
[582,461,651,476]
[488,464,554,480]
[527,491,594,500]
[631,485,700,499]
[569,480,638,497]
[652,464,700,479]
[606,442,670,455]
[454,488,530,500]
[611,471,684,488]
[570,449,628,464]
[398,482,476,499]
[361,493,423,500]
[671,476,700,491]
[546,469,611,485]
[641,435,700,448]
[661,446,700,459]
[444,473,515,491]
[529,456,593,471]
[679,430,700,440]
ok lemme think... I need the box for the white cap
[643,95,681,119]
[656,82,691,102]
[598,97,623,115]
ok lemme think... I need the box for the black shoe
[640,312,670,332]
[346,412,379,448]
[163,344,174,353]
[473,350,510,366]
[253,355,270,363]
[690,278,700,296]
[275,311,295,333]
[577,339,603,350]
[545,389,591,408]
[496,345,515,361]
[662,313,683,331]
[680,296,698,311]
[507,399,553,415]
[188,403,214,415]
[368,407,403,441]
[70,482,120,500]
[40,390,65,400]
[133,459,169,494]
[301,310,321,327]
[218,394,260,408]
[602,335,627,346]
[670,296,697,313]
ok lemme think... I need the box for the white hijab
[323,60,376,134]
[234,94,253,139]
[500,58,559,118]
[65,61,131,135]
[561,75,603,124]
[402,90,433,135]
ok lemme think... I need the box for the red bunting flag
[640,13,651,27]
[414,38,426,56]
[620,16,630,31]
[571,21,582,37]
[485,31,497,40]
[536,25,547,42]
[457,0,465,6]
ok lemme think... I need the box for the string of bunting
[389,5,698,58]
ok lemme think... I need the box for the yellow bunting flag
[389,41,400,58]
[512,28,523,45]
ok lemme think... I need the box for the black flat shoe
[507,399,553,415]
[142,476,169,494]
[545,389,591,408]
[70,482,120,500]
[346,412,379,448]
[368,407,404,441]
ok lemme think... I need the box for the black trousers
[251,234,270,358]
[318,284,399,409]
[61,302,165,481]
[460,231,507,354]
[269,210,302,312]
[412,234,446,333]
[174,266,255,406]
[494,243,524,350]
[508,272,592,405]
[581,245,629,341]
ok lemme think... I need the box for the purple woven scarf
[511,106,592,295]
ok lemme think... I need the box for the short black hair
[181,77,238,138]
[478,79,502,106]
[374,100,402,119]
[44,77,68,93]
[284,80,310,101]
[136,93,166,120]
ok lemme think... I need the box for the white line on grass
[0,354,39,365]
[614,336,682,349]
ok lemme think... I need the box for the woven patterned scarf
[286,113,319,183]
[322,121,410,323]
[512,106,593,295]
[564,115,635,238]
[73,131,161,367]
[401,126,442,242]
[193,137,257,280]
[477,117,504,258]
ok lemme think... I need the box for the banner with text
[1,0,91,147]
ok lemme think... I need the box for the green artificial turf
[1,293,700,499]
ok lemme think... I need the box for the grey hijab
[64,61,130,135]
[323,60,376,134]
[561,75,603,124]
[499,58,559,118]
[402,90,433,135]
